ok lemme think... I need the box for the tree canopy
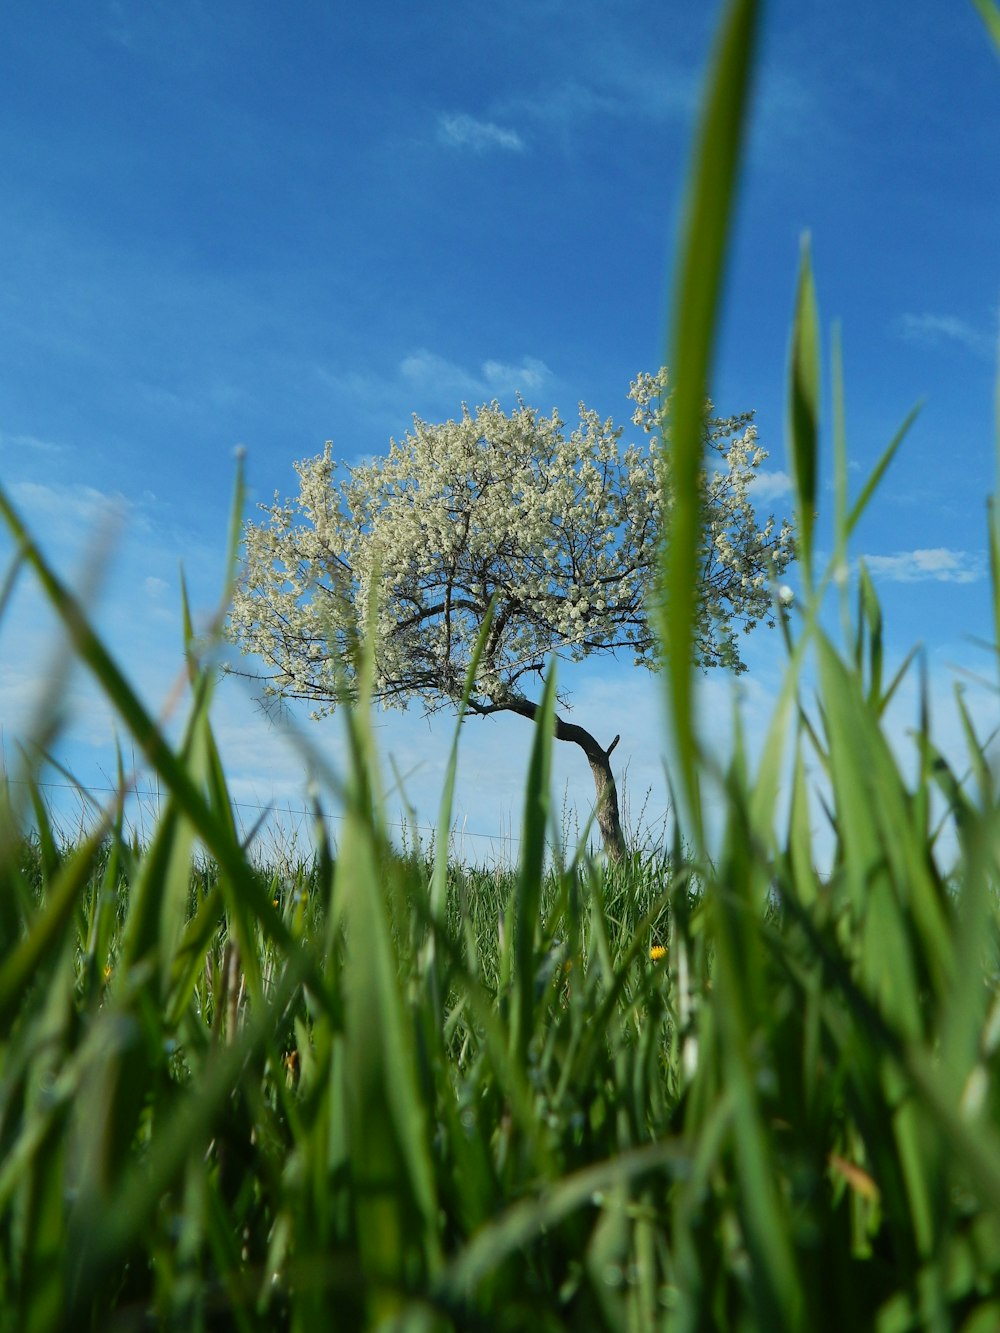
[227,368,794,856]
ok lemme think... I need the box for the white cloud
[437,113,525,153]
[482,357,549,393]
[399,349,552,402]
[501,79,621,131]
[496,26,704,138]
[862,547,984,584]
[144,575,169,598]
[8,480,133,531]
[895,312,997,361]
[749,469,794,503]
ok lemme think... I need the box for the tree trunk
[483,697,627,861]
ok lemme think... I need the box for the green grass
[2,1,1000,1328]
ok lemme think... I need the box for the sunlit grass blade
[661,0,761,836]
[788,237,821,590]
[856,561,883,706]
[22,758,62,884]
[337,813,443,1319]
[953,680,995,810]
[876,642,920,718]
[972,0,1000,56]
[510,659,556,1068]
[429,598,496,924]
[845,403,921,538]
[831,321,848,577]
[333,609,443,1320]
[0,540,26,625]
[420,600,500,1043]
[815,631,952,1014]
[746,640,801,856]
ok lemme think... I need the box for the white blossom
[227,368,795,711]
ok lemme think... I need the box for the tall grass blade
[845,403,921,538]
[429,598,496,924]
[510,660,556,1067]
[788,237,820,589]
[661,0,761,835]
[972,0,1000,56]
[338,809,442,1322]
[334,591,442,1322]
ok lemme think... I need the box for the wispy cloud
[749,469,794,503]
[490,31,817,167]
[862,547,984,584]
[437,113,525,153]
[399,349,551,401]
[895,312,997,361]
[144,575,169,598]
[318,351,554,444]
[498,66,699,143]
[0,430,66,457]
[7,480,139,541]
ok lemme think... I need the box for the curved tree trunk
[473,696,627,861]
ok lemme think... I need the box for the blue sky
[1,1,999,860]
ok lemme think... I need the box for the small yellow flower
[649,945,667,963]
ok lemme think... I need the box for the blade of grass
[422,600,498,1043]
[788,237,820,591]
[661,0,762,839]
[971,0,1000,56]
[334,588,443,1320]
[845,404,921,538]
[831,322,851,643]
[429,597,496,925]
[510,660,557,1067]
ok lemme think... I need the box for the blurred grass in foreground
[2,0,1000,1328]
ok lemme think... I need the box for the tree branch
[467,694,612,765]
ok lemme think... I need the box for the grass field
[3,1,1000,1328]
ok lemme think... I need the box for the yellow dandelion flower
[649,945,667,962]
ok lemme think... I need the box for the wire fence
[1,772,529,861]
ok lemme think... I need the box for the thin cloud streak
[437,113,525,153]
[400,349,551,401]
[895,312,997,361]
[862,547,985,585]
[0,430,66,457]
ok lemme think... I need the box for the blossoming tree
[227,368,793,859]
